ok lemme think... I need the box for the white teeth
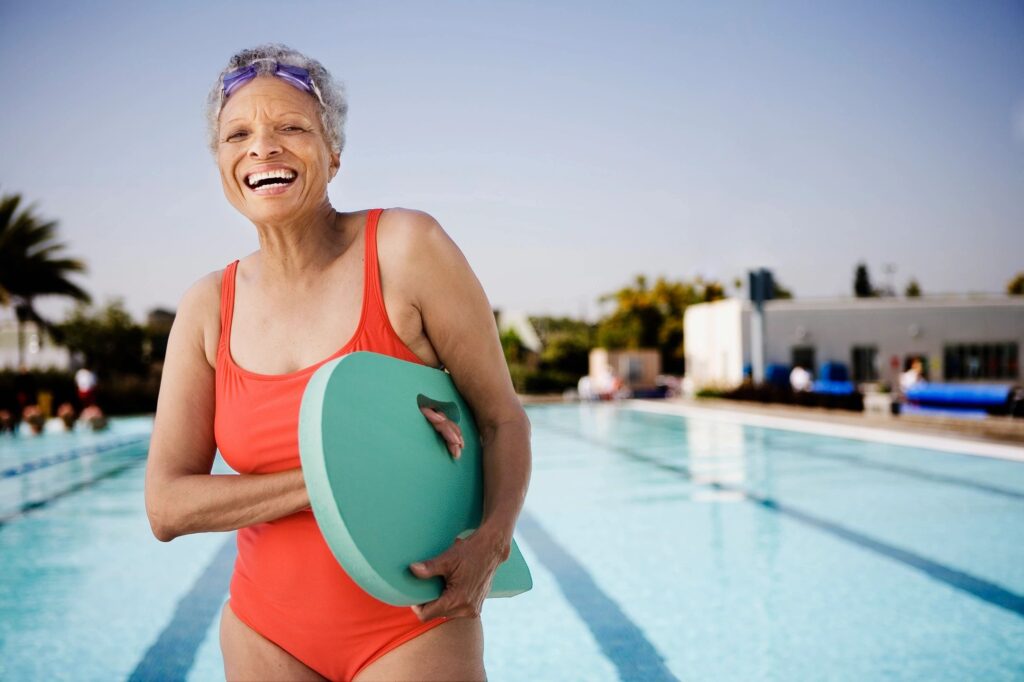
[246,169,297,187]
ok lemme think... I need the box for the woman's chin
[244,192,305,219]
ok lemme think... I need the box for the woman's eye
[284,126,304,132]
[227,131,247,141]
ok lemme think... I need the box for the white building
[0,308,72,370]
[684,295,1023,390]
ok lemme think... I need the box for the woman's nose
[247,129,282,158]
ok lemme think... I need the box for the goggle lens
[220,61,320,104]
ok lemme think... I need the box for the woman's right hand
[419,406,465,459]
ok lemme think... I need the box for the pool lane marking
[533,416,1024,620]
[628,400,1024,463]
[2,436,149,479]
[127,517,680,682]
[128,535,237,682]
[516,509,680,682]
[625,409,1024,503]
[0,449,149,528]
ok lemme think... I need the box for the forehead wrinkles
[220,81,320,126]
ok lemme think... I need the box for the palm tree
[0,191,91,366]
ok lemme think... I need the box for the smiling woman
[143,43,532,682]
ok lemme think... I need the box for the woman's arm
[144,271,309,542]
[396,209,532,586]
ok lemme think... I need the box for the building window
[851,346,879,382]
[791,346,815,372]
[943,342,1019,380]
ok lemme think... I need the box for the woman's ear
[329,150,341,181]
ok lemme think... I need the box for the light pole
[748,268,774,384]
[883,263,897,297]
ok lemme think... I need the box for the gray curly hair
[204,43,348,157]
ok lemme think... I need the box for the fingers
[419,407,465,459]
[409,560,440,578]
[408,538,485,621]
[411,593,480,621]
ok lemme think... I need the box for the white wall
[686,296,1024,389]
[0,319,72,371]
[683,299,745,389]
[761,297,1024,386]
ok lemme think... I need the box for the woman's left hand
[408,530,505,621]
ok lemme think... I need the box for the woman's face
[216,75,340,223]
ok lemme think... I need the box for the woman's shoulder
[375,207,474,306]
[377,206,464,271]
[173,266,231,367]
[178,267,226,317]
[377,206,456,255]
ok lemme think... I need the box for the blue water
[1,404,1023,681]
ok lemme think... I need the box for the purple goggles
[221,59,324,106]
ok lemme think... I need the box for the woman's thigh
[353,616,485,682]
[220,600,328,682]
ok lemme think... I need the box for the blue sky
[1,0,1022,322]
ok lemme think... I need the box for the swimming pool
[1,404,1022,680]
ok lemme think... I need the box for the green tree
[597,274,663,349]
[0,191,90,364]
[1008,272,1024,296]
[56,300,146,377]
[854,262,877,298]
[530,316,594,377]
[772,279,794,299]
[596,273,726,374]
[905,278,922,297]
[499,327,527,366]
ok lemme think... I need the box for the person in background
[22,405,45,435]
[80,405,108,432]
[0,409,15,434]
[75,366,98,407]
[593,363,623,400]
[790,365,813,392]
[900,358,926,394]
[57,403,77,431]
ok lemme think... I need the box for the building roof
[697,294,1024,313]
[495,310,543,353]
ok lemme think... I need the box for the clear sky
[2,0,1022,323]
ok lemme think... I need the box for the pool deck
[520,394,1024,459]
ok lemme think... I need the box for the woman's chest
[214,371,306,474]
[230,280,364,375]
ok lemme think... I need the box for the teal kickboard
[298,350,532,606]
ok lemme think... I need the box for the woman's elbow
[151,517,178,543]
[148,505,178,542]
[144,485,179,542]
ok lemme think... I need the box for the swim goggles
[221,59,325,107]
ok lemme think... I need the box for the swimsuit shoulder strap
[362,208,388,327]
[218,259,240,358]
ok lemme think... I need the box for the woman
[144,44,531,682]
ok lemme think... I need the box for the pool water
[1,404,1022,681]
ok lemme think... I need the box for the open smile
[244,167,298,195]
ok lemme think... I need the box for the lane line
[0,453,148,527]
[628,400,1024,462]
[625,409,1024,502]
[128,535,237,682]
[2,436,149,479]
[516,509,679,682]
[532,415,1024,619]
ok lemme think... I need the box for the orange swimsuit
[214,208,450,681]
